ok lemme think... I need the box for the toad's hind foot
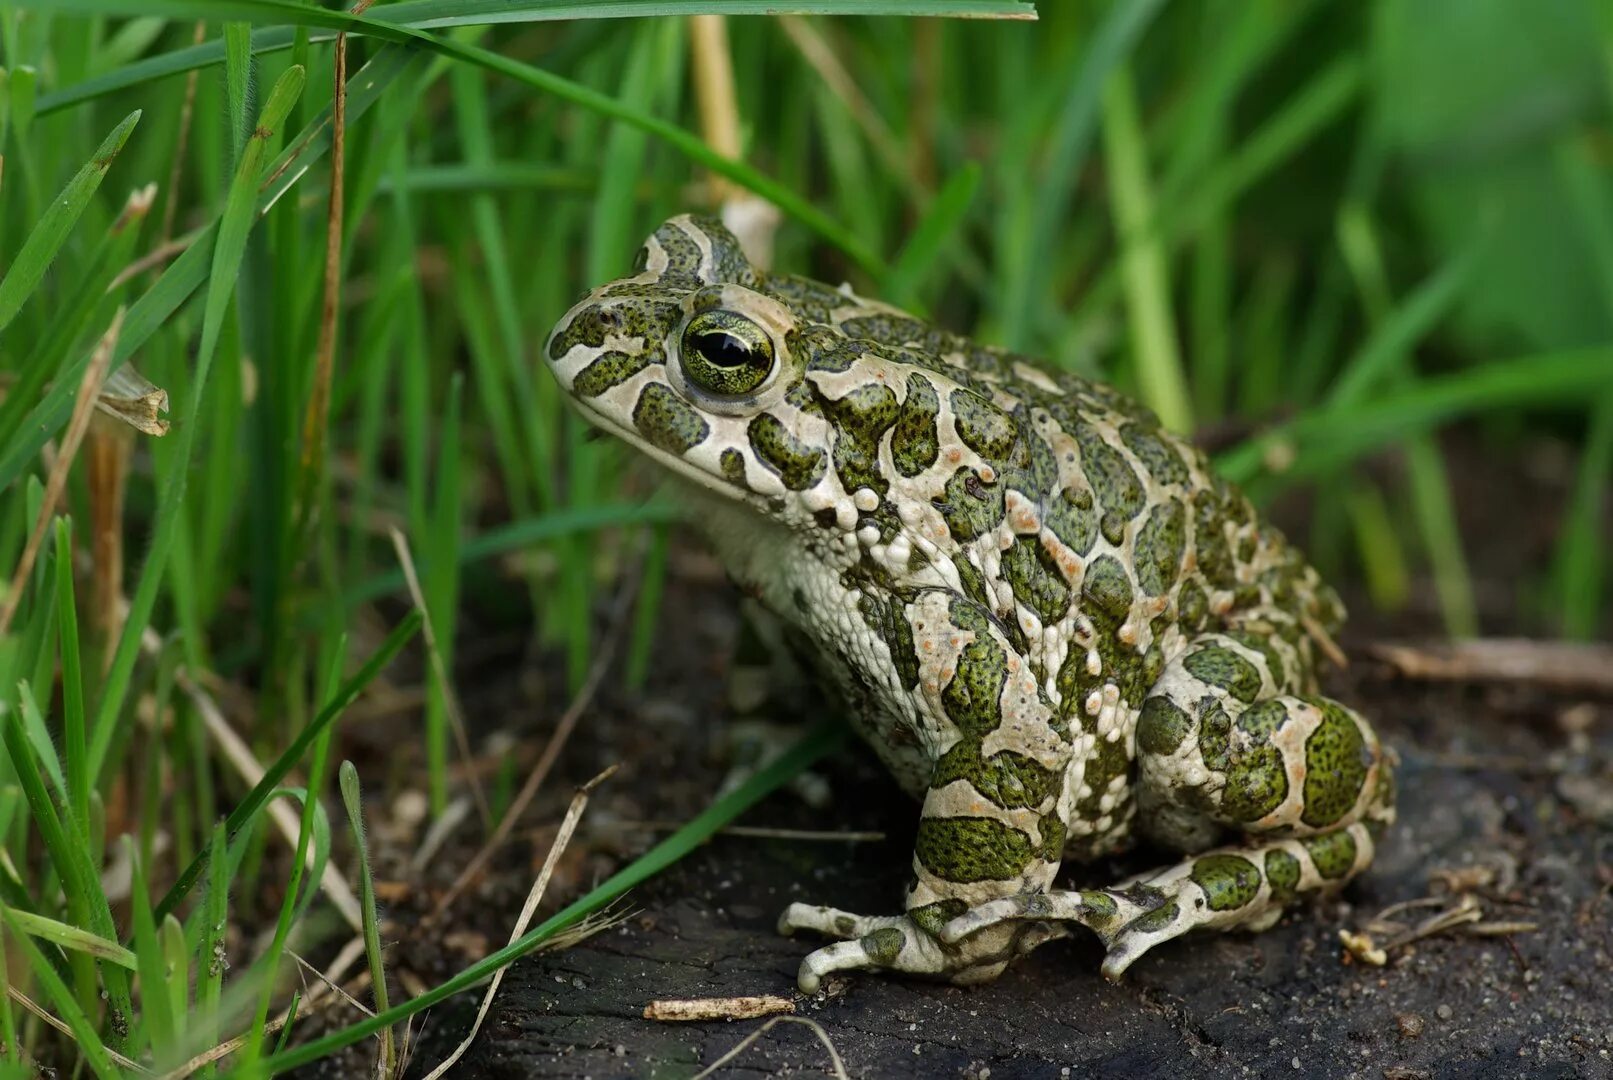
[778,902,1067,992]
[939,823,1381,979]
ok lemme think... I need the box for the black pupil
[692,331,756,369]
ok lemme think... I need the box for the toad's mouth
[565,395,756,505]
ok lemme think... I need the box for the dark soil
[397,440,1613,1080]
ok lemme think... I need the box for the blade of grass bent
[1217,350,1613,487]
[27,0,886,275]
[34,1,1035,116]
[0,110,138,334]
[260,720,848,1071]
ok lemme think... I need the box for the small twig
[420,766,617,1080]
[290,949,375,1019]
[429,570,642,921]
[0,307,123,637]
[690,1016,850,1080]
[109,232,199,290]
[1370,639,1613,697]
[390,527,493,830]
[645,995,795,1022]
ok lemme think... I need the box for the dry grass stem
[390,527,493,829]
[5,984,149,1073]
[0,306,123,637]
[690,1016,850,1080]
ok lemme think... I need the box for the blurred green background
[0,0,1609,1073]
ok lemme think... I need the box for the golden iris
[680,310,775,396]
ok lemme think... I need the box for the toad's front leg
[778,595,1075,990]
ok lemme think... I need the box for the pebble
[1436,1003,1454,1021]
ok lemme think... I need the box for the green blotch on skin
[841,312,931,347]
[632,383,709,455]
[649,218,707,276]
[1265,849,1301,905]
[1128,900,1181,935]
[1189,853,1262,912]
[1237,698,1289,740]
[1072,731,1130,824]
[748,413,826,491]
[953,554,995,613]
[719,447,746,486]
[1136,694,1192,756]
[939,603,1008,737]
[1227,630,1288,694]
[1075,422,1145,526]
[860,926,906,965]
[1082,555,1134,619]
[858,591,921,690]
[798,324,864,373]
[892,373,941,477]
[1177,584,1209,633]
[1198,697,1231,772]
[1302,829,1359,880]
[1183,645,1263,704]
[694,216,759,287]
[1080,890,1120,927]
[934,466,1004,542]
[1002,536,1071,623]
[933,744,1057,809]
[1191,490,1236,589]
[549,297,681,360]
[825,381,899,495]
[766,274,842,324]
[950,387,1019,463]
[1046,486,1097,557]
[915,817,1035,884]
[1220,746,1288,822]
[571,349,652,398]
[1135,498,1187,597]
[1121,421,1190,487]
[1037,812,1067,860]
[1301,701,1371,828]
[909,899,967,938]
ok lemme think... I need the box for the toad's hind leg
[941,630,1395,978]
[1115,631,1394,973]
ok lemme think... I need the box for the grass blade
[152,610,420,922]
[885,161,980,309]
[0,110,138,334]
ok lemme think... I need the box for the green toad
[545,215,1396,990]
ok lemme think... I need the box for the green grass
[1,1,1611,1074]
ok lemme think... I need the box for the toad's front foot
[778,902,1067,992]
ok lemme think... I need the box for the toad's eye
[680,310,775,396]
